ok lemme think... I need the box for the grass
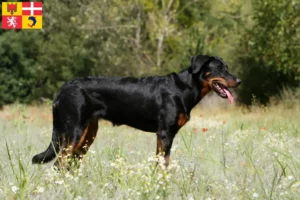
[0,103,299,200]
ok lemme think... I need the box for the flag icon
[2,16,22,29]
[2,2,43,30]
[22,2,42,29]
[2,2,22,16]
[22,2,42,16]
[22,15,42,29]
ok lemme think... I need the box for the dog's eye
[205,72,211,76]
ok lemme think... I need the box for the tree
[237,0,300,104]
[0,31,42,106]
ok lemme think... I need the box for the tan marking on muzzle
[226,80,238,87]
[207,78,228,87]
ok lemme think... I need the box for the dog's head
[189,55,241,103]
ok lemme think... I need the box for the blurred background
[0,0,299,107]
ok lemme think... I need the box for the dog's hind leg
[72,118,99,160]
[54,118,99,170]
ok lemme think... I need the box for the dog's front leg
[156,129,174,167]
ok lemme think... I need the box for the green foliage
[237,0,300,104]
[0,31,42,106]
[0,0,299,106]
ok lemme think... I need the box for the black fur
[32,55,241,168]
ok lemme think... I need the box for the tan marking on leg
[74,128,89,152]
[55,120,99,171]
[74,119,99,154]
[156,135,170,167]
[156,135,163,155]
[54,144,68,170]
[165,155,170,166]
[178,113,188,127]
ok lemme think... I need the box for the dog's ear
[213,56,225,65]
[189,55,212,74]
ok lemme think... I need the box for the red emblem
[7,3,17,15]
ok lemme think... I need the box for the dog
[32,55,241,169]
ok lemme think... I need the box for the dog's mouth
[212,82,234,104]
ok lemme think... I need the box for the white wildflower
[90,150,96,154]
[171,145,178,151]
[147,156,156,162]
[75,196,83,200]
[55,180,64,185]
[37,186,44,193]
[104,183,109,187]
[253,193,259,198]
[110,162,116,167]
[11,186,19,194]
[65,173,74,180]
[157,173,163,181]
[291,181,300,188]
[187,194,194,200]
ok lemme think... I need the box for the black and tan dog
[32,55,241,169]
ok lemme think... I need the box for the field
[0,102,299,200]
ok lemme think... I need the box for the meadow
[0,101,299,200]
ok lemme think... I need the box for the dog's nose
[236,78,242,85]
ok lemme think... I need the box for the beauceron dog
[32,55,241,170]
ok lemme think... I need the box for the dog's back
[55,75,179,132]
[32,55,241,169]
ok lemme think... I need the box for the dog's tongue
[223,88,234,104]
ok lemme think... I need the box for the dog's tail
[32,129,62,164]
